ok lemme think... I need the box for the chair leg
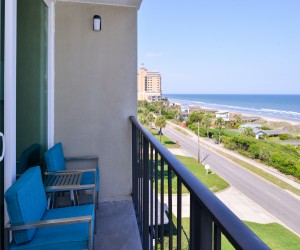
[75,190,79,205]
[94,211,97,234]
[4,227,9,250]
[96,191,99,209]
[54,192,58,208]
[70,190,76,206]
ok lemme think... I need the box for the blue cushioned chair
[45,143,99,207]
[4,167,94,250]
[16,143,41,176]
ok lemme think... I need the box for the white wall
[55,2,137,202]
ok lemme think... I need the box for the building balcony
[3,116,270,250]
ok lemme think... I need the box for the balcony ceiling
[58,0,142,8]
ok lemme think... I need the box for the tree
[242,127,255,137]
[155,100,164,114]
[215,117,224,144]
[189,111,204,123]
[155,115,167,142]
[230,114,242,129]
[147,112,155,126]
[173,110,181,121]
[202,116,211,138]
[138,114,148,125]
[234,114,242,124]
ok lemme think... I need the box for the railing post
[139,132,143,235]
[190,194,212,250]
[168,165,173,250]
[143,137,149,249]
[132,121,137,210]
[214,223,221,250]
[160,159,165,250]
[150,145,154,250]
[155,151,159,249]
[177,179,182,250]
[190,194,201,250]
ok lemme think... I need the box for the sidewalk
[167,121,300,191]
[161,187,280,224]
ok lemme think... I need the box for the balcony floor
[94,200,142,250]
[55,194,142,249]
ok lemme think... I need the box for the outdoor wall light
[93,15,101,31]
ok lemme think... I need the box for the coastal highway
[163,125,300,236]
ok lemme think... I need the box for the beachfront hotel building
[137,63,162,101]
[0,1,267,249]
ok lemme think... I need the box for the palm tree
[190,111,204,162]
[155,115,167,142]
[233,115,242,128]
[147,112,155,126]
[202,116,211,138]
[215,117,224,144]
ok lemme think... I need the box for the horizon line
[163,93,300,95]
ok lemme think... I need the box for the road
[163,125,300,236]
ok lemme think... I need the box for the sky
[138,0,300,94]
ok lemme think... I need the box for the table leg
[70,190,75,206]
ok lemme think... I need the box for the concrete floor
[94,201,142,250]
[56,194,142,249]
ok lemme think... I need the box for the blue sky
[138,0,300,94]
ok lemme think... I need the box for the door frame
[4,0,55,223]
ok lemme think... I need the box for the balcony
[57,116,269,250]
[82,116,270,249]
[3,116,270,250]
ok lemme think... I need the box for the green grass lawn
[156,155,229,194]
[146,126,229,194]
[223,129,240,137]
[245,221,300,249]
[159,217,300,250]
[149,128,180,149]
[176,155,229,193]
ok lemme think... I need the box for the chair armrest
[5,215,93,250]
[45,168,97,175]
[64,155,98,161]
[5,215,92,231]
[45,184,95,192]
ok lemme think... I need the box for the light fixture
[93,15,101,31]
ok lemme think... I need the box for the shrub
[248,144,260,159]
[258,147,272,162]
[225,135,300,180]
[279,134,290,140]
[223,137,237,150]
[261,126,273,130]
[241,127,256,137]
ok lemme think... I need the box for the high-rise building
[137,64,162,101]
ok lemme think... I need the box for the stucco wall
[55,2,137,202]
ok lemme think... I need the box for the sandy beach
[195,105,300,136]
[235,113,300,136]
[241,113,300,126]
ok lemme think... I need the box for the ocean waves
[166,95,300,122]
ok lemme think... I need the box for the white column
[46,0,55,148]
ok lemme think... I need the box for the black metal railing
[130,116,269,250]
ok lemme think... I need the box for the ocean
[164,94,300,123]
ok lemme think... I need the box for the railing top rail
[130,116,269,249]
